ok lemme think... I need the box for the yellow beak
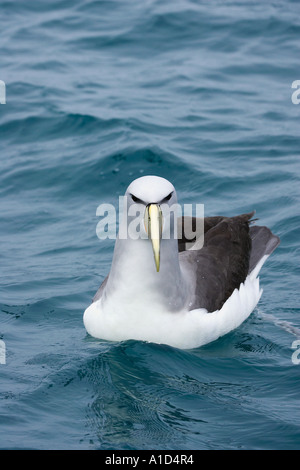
[144,204,163,272]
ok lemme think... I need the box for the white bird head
[124,175,177,272]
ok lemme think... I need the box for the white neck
[103,235,188,313]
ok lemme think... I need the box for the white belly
[83,270,262,350]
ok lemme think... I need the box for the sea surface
[0,0,300,450]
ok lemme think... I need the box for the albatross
[84,175,280,349]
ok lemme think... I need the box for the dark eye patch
[130,192,173,204]
[130,194,144,204]
[162,191,173,202]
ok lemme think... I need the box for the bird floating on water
[84,175,280,349]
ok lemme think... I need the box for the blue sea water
[0,0,300,450]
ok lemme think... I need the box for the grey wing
[179,212,280,312]
[177,215,229,252]
[249,225,280,273]
[93,275,109,302]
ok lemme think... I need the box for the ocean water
[1,0,300,450]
